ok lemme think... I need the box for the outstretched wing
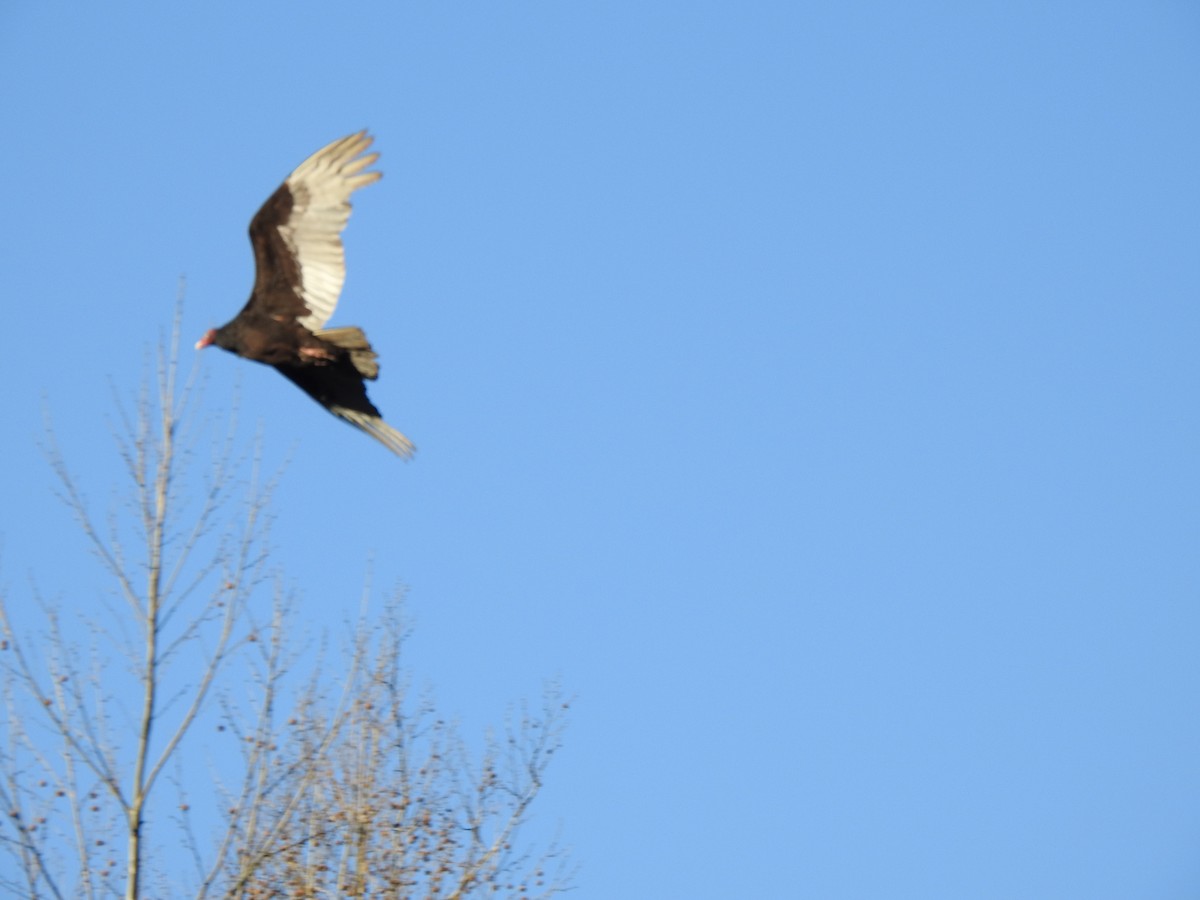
[276,361,416,459]
[247,131,381,330]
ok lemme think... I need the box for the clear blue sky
[3,2,1199,896]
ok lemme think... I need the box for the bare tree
[214,606,570,899]
[0,307,571,898]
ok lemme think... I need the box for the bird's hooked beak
[195,329,216,350]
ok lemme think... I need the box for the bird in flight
[196,131,414,458]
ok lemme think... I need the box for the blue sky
[3,2,1200,896]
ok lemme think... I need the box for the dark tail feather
[330,405,416,458]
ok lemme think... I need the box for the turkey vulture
[196,131,414,458]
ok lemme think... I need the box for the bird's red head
[195,328,217,350]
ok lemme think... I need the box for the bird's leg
[298,345,337,364]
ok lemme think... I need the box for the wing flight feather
[247,131,381,330]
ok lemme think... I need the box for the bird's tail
[331,406,416,459]
[316,326,379,379]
